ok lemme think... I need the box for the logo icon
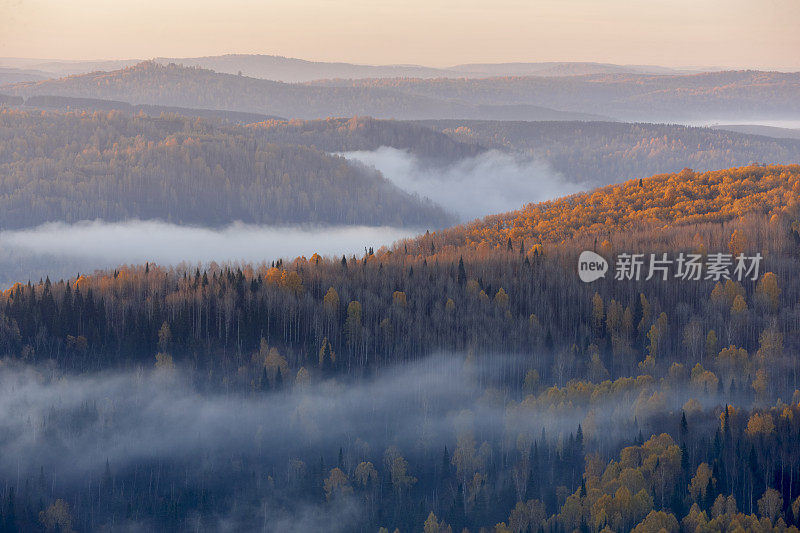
[578,251,608,283]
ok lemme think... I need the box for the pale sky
[1,0,799,70]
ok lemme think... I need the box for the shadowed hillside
[0,109,452,228]
[423,119,800,185]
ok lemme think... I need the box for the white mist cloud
[0,354,719,486]
[0,221,416,285]
[340,147,586,221]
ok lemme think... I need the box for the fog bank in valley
[0,221,417,288]
[340,147,586,221]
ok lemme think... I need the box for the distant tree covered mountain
[449,60,688,77]
[3,54,688,81]
[0,62,606,121]
[713,124,800,141]
[0,67,49,85]
[422,119,800,185]
[0,109,452,229]
[152,56,688,81]
[247,116,484,164]
[152,54,463,82]
[315,71,800,122]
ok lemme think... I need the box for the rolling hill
[314,71,800,122]
[449,61,689,77]
[0,109,452,228]
[427,164,800,248]
[713,124,800,141]
[0,67,50,85]
[151,56,690,81]
[422,119,800,185]
[1,62,605,121]
[2,55,690,82]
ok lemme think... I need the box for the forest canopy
[425,119,800,186]
[0,109,452,228]
[433,165,800,248]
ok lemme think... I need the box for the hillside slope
[430,165,800,248]
[0,109,452,228]
[423,119,800,185]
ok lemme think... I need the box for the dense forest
[1,165,800,531]
[248,117,483,164]
[436,165,800,247]
[0,109,452,228]
[314,71,800,122]
[1,62,602,122]
[5,104,800,228]
[426,120,800,186]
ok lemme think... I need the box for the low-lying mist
[0,353,721,485]
[0,220,417,287]
[1,356,474,479]
[340,147,586,221]
[0,352,735,530]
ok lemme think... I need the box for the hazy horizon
[1,0,799,71]
[0,53,792,73]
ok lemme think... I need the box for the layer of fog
[0,356,505,480]
[684,118,800,129]
[0,354,729,484]
[340,147,586,221]
[0,221,416,288]
[0,354,616,487]
[0,353,737,530]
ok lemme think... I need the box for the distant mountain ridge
[421,119,800,185]
[1,54,695,82]
[4,57,797,122]
[712,124,800,141]
[0,62,607,121]
[315,70,800,121]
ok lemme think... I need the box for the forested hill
[3,164,800,531]
[423,120,800,186]
[314,70,800,122]
[247,116,484,163]
[1,61,604,121]
[0,109,453,228]
[427,165,800,249]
